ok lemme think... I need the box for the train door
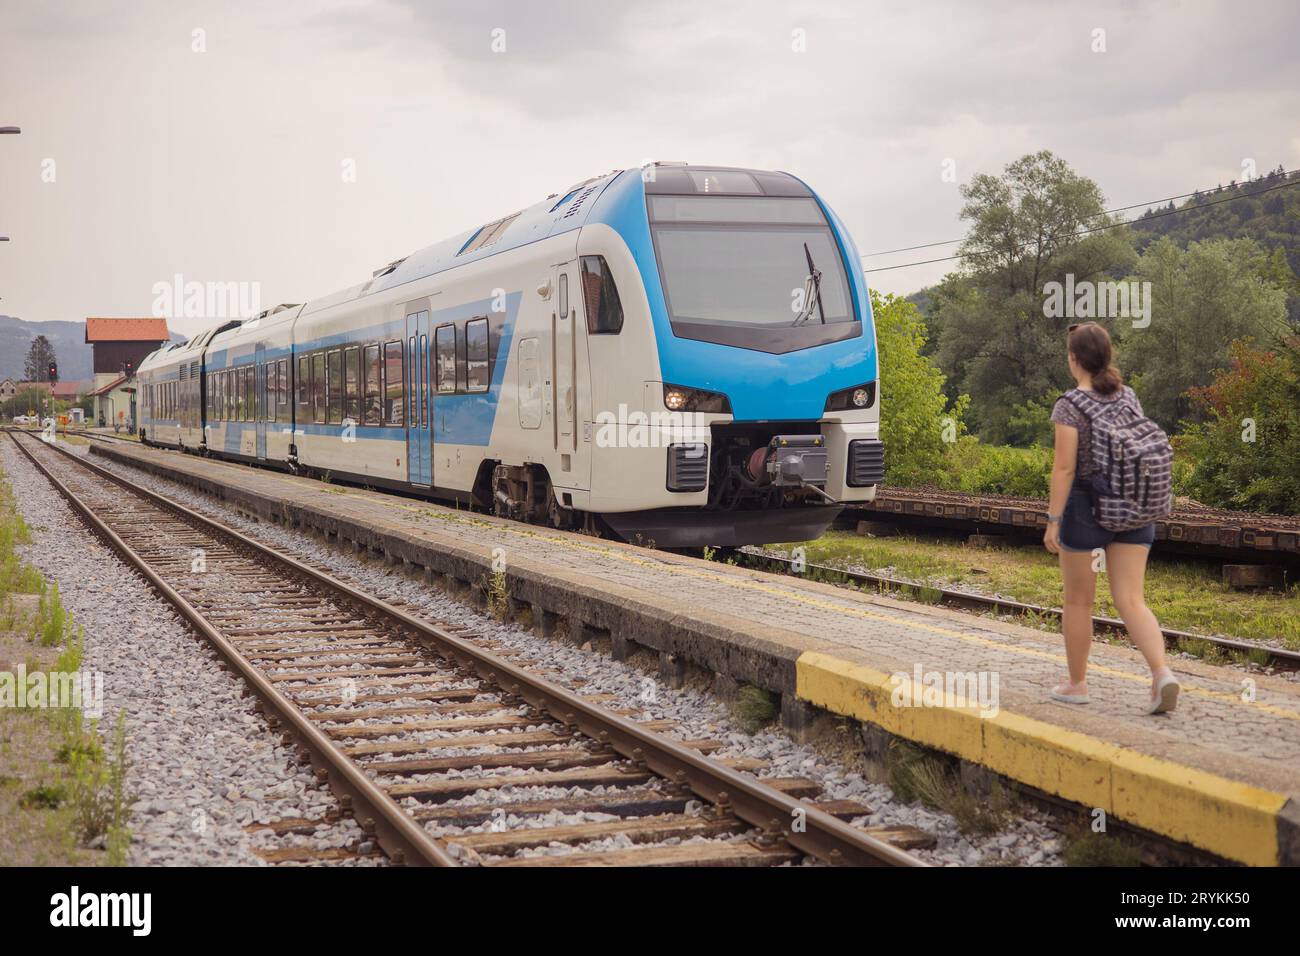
[551,260,590,490]
[254,342,268,460]
[552,264,576,453]
[405,306,432,486]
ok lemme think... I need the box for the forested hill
[1129,165,1300,324]
[0,316,95,381]
[904,165,1300,325]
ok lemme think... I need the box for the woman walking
[1043,322,1179,714]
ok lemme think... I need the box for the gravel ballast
[1,440,378,866]
[74,442,1070,866]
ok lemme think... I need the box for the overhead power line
[861,171,1300,274]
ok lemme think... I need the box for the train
[137,163,884,548]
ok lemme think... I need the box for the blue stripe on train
[204,291,520,449]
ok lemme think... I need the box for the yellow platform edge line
[795,650,1288,866]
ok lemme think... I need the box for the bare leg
[1059,550,1097,688]
[1104,543,1169,696]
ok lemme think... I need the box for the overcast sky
[1,0,1297,337]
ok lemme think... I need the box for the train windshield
[649,196,854,330]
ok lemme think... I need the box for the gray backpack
[1064,389,1173,531]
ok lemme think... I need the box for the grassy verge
[771,530,1300,651]
[0,461,133,865]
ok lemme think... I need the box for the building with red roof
[84,317,170,430]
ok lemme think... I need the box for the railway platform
[87,441,1300,865]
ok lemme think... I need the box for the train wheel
[546,488,574,531]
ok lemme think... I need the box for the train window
[297,356,309,414]
[418,335,427,426]
[362,345,382,425]
[435,325,456,393]
[579,256,625,334]
[263,365,270,422]
[407,336,417,425]
[457,212,521,256]
[465,318,490,393]
[264,363,273,423]
[311,352,325,424]
[277,359,289,423]
[383,340,404,425]
[242,366,252,421]
[326,349,343,424]
[225,371,233,421]
[688,170,760,194]
[344,346,360,424]
[558,273,569,319]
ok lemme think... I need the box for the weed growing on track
[885,741,1014,836]
[732,684,778,733]
[0,460,133,865]
[483,569,510,622]
[62,712,133,864]
[1062,828,1142,867]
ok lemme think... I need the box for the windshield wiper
[791,242,826,326]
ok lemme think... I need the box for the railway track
[7,430,924,868]
[736,550,1300,672]
[853,486,1300,558]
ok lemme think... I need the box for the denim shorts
[1060,485,1155,552]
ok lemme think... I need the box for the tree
[1177,337,1300,514]
[871,290,969,486]
[24,335,57,382]
[1118,237,1289,428]
[927,151,1135,443]
[1129,166,1300,328]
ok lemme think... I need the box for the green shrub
[938,438,1052,497]
[1177,338,1300,515]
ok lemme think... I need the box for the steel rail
[10,432,923,867]
[737,550,1300,671]
[8,431,457,866]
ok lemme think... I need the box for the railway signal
[48,361,58,383]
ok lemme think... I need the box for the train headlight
[824,381,876,412]
[661,383,731,414]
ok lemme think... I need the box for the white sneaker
[1146,673,1180,715]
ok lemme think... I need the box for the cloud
[0,0,1296,331]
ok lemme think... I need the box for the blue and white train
[138,164,884,547]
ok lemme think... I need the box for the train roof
[299,168,627,317]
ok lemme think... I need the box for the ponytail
[1068,322,1123,395]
